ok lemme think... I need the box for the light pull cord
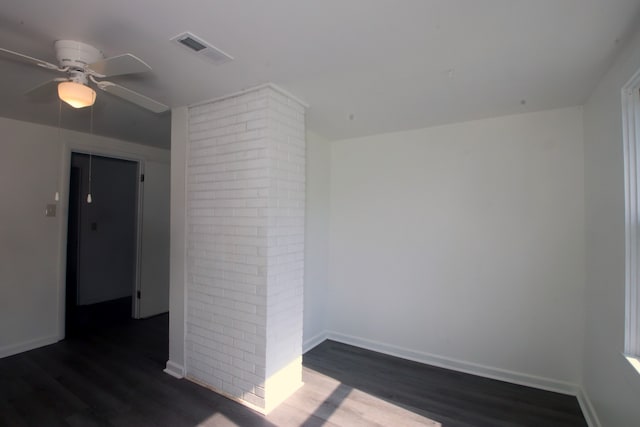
[57,100,63,203]
[87,153,93,204]
[87,105,94,204]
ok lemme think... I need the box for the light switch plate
[45,204,56,217]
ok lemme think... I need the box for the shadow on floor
[0,314,277,427]
[300,340,587,427]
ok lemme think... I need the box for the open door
[66,153,139,336]
[138,160,170,318]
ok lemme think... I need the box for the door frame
[57,143,146,340]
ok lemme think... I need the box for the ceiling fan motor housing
[54,40,103,71]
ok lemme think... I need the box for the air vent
[171,32,233,65]
[179,36,206,52]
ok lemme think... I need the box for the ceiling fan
[0,40,168,113]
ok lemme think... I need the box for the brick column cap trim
[190,83,309,109]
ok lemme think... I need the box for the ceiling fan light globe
[58,81,96,108]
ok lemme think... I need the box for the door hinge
[137,290,141,299]
[140,174,145,182]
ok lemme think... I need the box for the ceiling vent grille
[171,32,233,65]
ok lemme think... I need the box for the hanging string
[87,153,93,203]
[57,99,62,141]
[90,102,94,134]
[55,99,62,202]
[87,105,94,204]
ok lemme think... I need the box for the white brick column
[185,84,306,412]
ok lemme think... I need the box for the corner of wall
[302,330,328,353]
[577,388,602,427]
[168,106,189,370]
[303,130,332,346]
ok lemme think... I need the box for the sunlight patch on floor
[266,368,442,426]
[324,386,442,427]
[198,412,236,427]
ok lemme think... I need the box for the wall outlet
[45,204,56,217]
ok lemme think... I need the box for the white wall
[303,131,330,350]
[0,120,62,356]
[582,26,640,426]
[0,116,169,358]
[327,107,586,391]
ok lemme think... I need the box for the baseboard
[0,334,59,359]
[577,388,602,427]
[303,330,328,353]
[326,331,579,396]
[164,360,186,379]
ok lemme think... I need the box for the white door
[139,160,170,318]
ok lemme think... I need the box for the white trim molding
[622,68,640,360]
[326,331,579,396]
[190,82,309,109]
[164,360,185,379]
[303,331,328,354]
[622,352,640,375]
[0,334,59,359]
[577,388,602,427]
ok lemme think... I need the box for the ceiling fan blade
[95,81,168,113]
[25,78,66,103]
[0,47,62,71]
[88,54,151,77]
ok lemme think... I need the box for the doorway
[65,152,140,337]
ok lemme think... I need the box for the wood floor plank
[0,315,587,427]
[0,398,29,427]
[304,340,587,427]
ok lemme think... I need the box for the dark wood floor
[0,315,587,426]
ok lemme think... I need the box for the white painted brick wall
[185,85,305,411]
[264,93,306,384]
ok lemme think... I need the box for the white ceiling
[1,0,639,149]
